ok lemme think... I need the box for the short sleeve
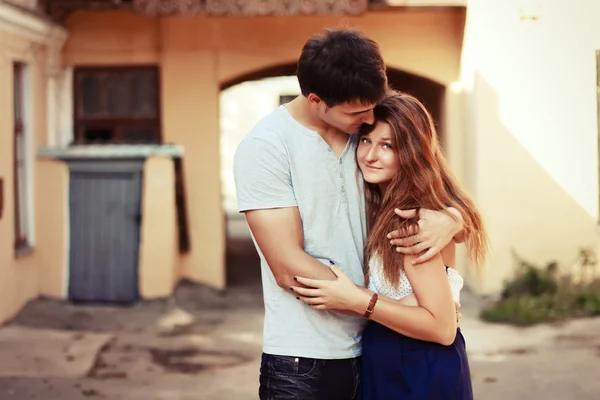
[233,136,297,212]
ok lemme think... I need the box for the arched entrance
[221,63,447,285]
[387,69,446,142]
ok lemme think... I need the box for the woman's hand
[291,266,370,314]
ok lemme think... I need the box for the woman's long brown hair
[360,92,487,287]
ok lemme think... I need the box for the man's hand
[388,207,463,265]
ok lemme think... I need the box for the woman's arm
[365,253,458,345]
[293,254,457,346]
[397,240,457,308]
[397,294,419,307]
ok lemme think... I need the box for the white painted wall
[460,0,600,293]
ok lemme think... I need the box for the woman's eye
[383,143,392,149]
[361,138,370,144]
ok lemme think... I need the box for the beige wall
[160,48,225,287]
[138,156,178,297]
[63,7,465,289]
[0,27,67,324]
[35,160,69,299]
[7,1,593,306]
[459,0,600,294]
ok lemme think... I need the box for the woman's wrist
[351,286,375,315]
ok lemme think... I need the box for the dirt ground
[0,278,599,400]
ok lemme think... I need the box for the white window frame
[13,61,35,253]
[597,50,600,223]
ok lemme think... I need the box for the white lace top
[367,256,464,305]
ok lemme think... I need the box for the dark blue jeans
[259,353,361,400]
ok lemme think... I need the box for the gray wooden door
[68,160,144,303]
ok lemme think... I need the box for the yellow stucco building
[1,0,598,325]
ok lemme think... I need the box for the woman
[292,92,487,399]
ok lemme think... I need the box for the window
[13,62,32,251]
[74,66,161,144]
[279,94,297,105]
[597,50,600,222]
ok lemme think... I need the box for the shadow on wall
[463,70,600,294]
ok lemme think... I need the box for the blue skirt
[361,321,473,400]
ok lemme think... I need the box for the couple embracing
[234,28,487,400]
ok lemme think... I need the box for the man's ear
[306,93,323,106]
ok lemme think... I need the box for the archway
[220,63,447,285]
[221,69,301,286]
[387,68,446,142]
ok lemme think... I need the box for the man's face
[317,99,377,134]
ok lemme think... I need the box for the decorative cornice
[133,0,369,17]
[373,0,467,6]
[0,1,67,46]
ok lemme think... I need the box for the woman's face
[357,121,399,190]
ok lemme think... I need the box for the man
[233,28,463,400]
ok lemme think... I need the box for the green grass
[480,249,600,326]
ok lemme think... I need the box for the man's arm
[234,133,336,288]
[245,207,336,290]
[388,207,464,265]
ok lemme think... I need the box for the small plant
[480,248,600,326]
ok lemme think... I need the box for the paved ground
[0,280,264,400]
[459,290,600,400]
[0,280,599,400]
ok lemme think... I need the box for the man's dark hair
[297,28,388,107]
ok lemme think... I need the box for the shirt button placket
[339,159,347,198]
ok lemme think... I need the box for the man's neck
[286,96,330,133]
[285,96,348,155]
